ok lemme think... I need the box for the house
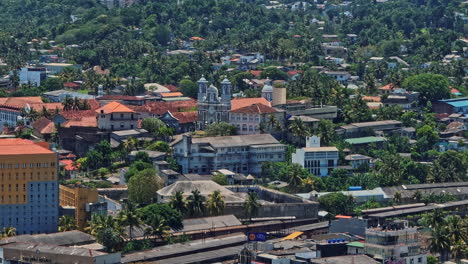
[16,66,47,86]
[378,83,398,94]
[32,117,56,141]
[60,159,79,178]
[130,100,198,119]
[160,111,198,133]
[229,103,284,135]
[337,120,402,138]
[433,97,468,115]
[345,136,387,149]
[345,154,374,169]
[213,169,253,185]
[97,95,145,106]
[321,44,348,58]
[42,63,81,75]
[292,136,339,176]
[381,89,420,110]
[0,97,62,127]
[96,101,139,131]
[171,134,286,175]
[43,89,96,102]
[237,53,265,70]
[322,71,351,83]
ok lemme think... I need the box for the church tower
[197,76,231,129]
[261,78,273,102]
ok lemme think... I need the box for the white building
[95,101,139,131]
[17,67,47,86]
[171,134,286,175]
[292,136,338,176]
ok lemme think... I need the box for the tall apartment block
[0,139,59,234]
[365,220,427,264]
[59,184,98,230]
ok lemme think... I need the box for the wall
[330,218,369,237]
[97,112,138,131]
[59,185,98,230]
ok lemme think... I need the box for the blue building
[433,97,468,115]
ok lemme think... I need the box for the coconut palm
[169,191,187,215]
[288,117,311,140]
[430,224,450,262]
[144,215,170,242]
[207,190,225,216]
[86,214,115,236]
[187,189,206,217]
[2,227,16,238]
[117,202,142,240]
[58,215,77,232]
[243,192,260,220]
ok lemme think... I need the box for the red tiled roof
[287,70,302,76]
[30,103,64,112]
[161,92,184,98]
[230,103,277,114]
[231,97,271,110]
[60,110,97,119]
[97,95,144,101]
[0,96,43,109]
[190,37,205,41]
[379,83,397,91]
[249,70,262,77]
[435,113,450,120]
[130,100,197,116]
[62,116,97,128]
[163,85,178,92]
[172,111,198,124]
[95,101,135,114]
[63,82,80,88]
[60,159,78,171]
[0,139,54,155]
[32,117,56,134]
[451,88,461,94]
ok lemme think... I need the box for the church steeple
[220,76,231,105]
[197,75,208,102]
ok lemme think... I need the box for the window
[7,164,12,169]
[30,163,34,168]
[120,123,124,128]
[36,163,41,168]
[120,113,124,118]
[22,163,26,168]
[0,164,4,169]
[50,162,55,167]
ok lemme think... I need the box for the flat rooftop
[1,242,108,257]
[0,231,94,246]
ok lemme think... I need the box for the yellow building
[59,184,99,230]
[0,138,59,234]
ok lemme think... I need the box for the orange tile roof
[95,101,135,114]
[60,159,78,171]
[379,83,397,91]
[30,103,64,112]
[362,96,381,102]
[0,96,43,109]
[172,111,198,124]
[0,139,54,155]
[161,92,184,98]
[130,100,197,115]
[230,103,277,114]
[249,70,263,77]
[62,116,97,128]
[231,97,271,110]
[32,117,56,134]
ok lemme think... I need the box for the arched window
[242,124,247,131]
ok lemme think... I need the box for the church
[197,76,232,129]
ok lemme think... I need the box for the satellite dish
[24,104,31,114]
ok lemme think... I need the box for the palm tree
[62,96,74,111]
[169,191,187,215]
[117,202,142,240]
[2,227,16,238]
[86,215,115,236]
[187,189,206,217]
[243,192,260,220]
[207,190,225,216]
[288,117,311,140]
[393,191,402,204]
[445,215,467,243]
[58,216,77,232]
[144,215,170,242]
[430,224,450,262]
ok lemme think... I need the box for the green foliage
[141,118,166,134]
[318,193,355,216]
[260,67,288,80]
[146,141,171,153]
[179,79,198,98]
[212,173,228,185]
[205,122,237,136]
[125,160,153,181]
[138,203,183,231]
[128,168,163,205]
[403,74,450,102]
[42,78,64,91]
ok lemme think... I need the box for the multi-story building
[59,184,99,230]
[229,103,284,135]
[0,139,59,234]
[365,220,427,264]
[292,136,338,176]
[96,101,139,131]
[171,134,286,175]
[17,66,47,87]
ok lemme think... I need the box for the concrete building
[433,97,468,115]
[0,139,59,234]
[42,63,81,75]
[337,120,402,138]
[229,103,283,135]
[17,66,47,86]
[171,134,286,175]
[43,89,95,102]
[59,184,99,230]
[197,76,231,129]
[96,101,139,131]
[292,136,338,176]
[365,220,427,264]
